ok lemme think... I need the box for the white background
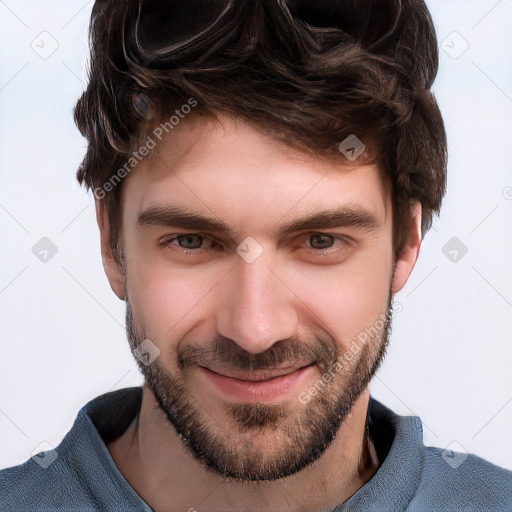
[1,0,511,471]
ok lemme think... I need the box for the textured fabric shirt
[1,386,511,511]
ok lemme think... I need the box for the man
[1,0,510,511]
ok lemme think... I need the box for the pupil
[181,234,202,249]
[311,234,332,249]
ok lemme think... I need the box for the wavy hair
[74,0,447,259]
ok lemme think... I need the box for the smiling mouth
[199,363,314,382]
[197,362,317,402]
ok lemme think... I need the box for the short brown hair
[74,0,447,259]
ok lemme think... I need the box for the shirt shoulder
[407,445,512,511]
[0,388,150,511]
[0,450,97,511]
[336,398,512,512]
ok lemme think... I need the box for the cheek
[287,242,393,349]
[125,257,225,346]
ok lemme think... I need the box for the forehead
[121,115,391,224]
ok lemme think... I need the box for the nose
[215,250,298,354]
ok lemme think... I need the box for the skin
[98,115,422,511]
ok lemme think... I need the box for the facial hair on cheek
[124,294,394,481]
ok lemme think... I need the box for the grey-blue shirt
[1,387,511,511]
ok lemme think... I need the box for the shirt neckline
[72,386,423,511]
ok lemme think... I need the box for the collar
[75,386,423,511]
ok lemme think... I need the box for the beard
[125,293,395,482]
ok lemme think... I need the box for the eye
[307,233,336,250]
[301,232,352,258]
[159,232,351,261]
[160,233,219,253]
[171,234,203,250]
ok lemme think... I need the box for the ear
[391,201,422,294]
[95,199,126,301]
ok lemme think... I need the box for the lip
[203,363,312,381]
[199,363,315,402]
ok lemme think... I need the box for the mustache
[177,335,338,371]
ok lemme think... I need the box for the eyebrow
[137,204,381,238]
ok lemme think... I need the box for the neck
[107,388,379,512]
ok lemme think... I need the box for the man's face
[107,117,410,481]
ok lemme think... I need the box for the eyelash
[159,233,351,256]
